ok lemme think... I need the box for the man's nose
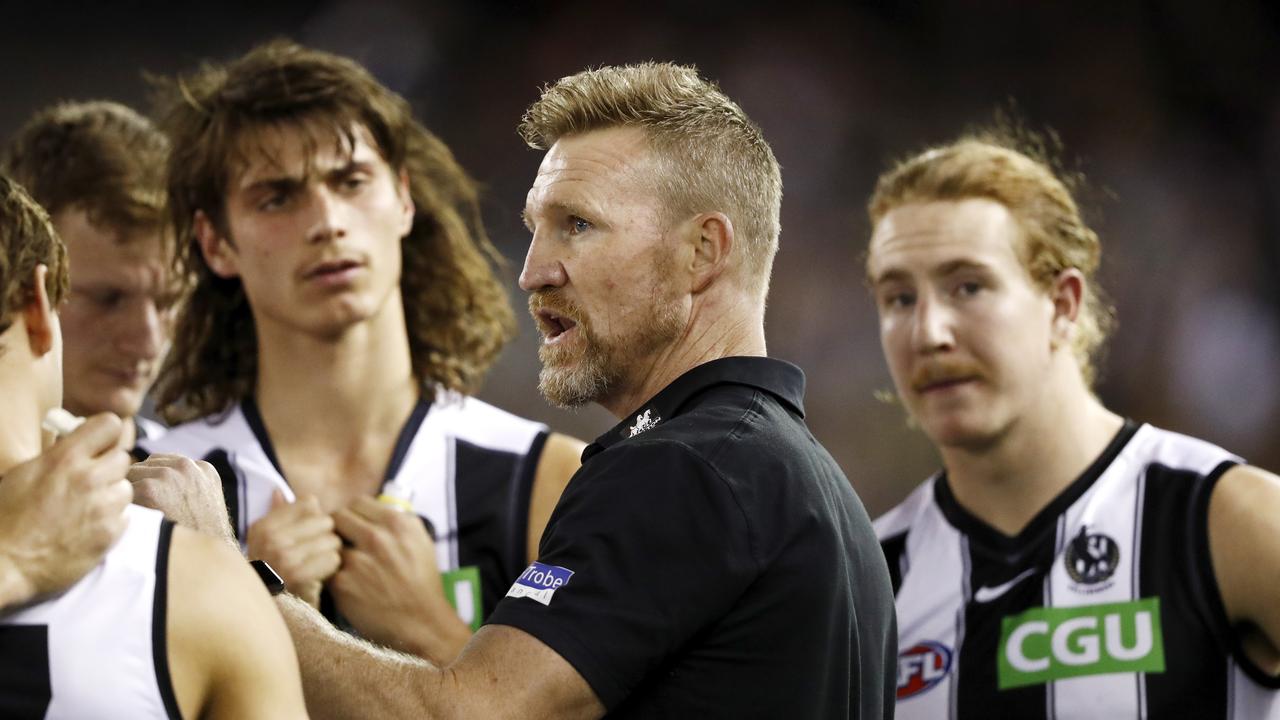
[911,295,956,354]
[306,186,347,245]
[518,230,567,292]
[118,297,165,361]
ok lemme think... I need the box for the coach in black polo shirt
[485,62,897,718]
[158,61,896,720]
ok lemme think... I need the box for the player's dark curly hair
[152,40,514,423]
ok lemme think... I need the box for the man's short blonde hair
[868,134,1115,387]
[520,62,782,297]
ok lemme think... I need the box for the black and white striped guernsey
[876,420,1280,719]
[141,392,549,627]
[0,505,179,719]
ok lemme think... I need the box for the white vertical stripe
[1049,437,1142,720]
[445,436,459,569]
[950,535,969,720]
[1133,473,1147,720]
[892,484,967,720]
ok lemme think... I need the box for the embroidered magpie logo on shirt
[627,409,660,437]
[505,561,574,606]
[1064,526,1120,591]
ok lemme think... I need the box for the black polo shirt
[487,356,896,718]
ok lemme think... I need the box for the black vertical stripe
[202,449,241,543]
[0,625,51,718]
[507,430,548,574]
[152,519,182,720]
[239,397,286,480]
[381,398,431,482]
[880,531,908,596]
[954,529,1054,719]
[1138,463,1231,718]
[454,438,525,619]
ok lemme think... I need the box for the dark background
[4,1,1277,515]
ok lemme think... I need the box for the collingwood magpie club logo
[1064,526,1120,589]
[627,409,660,437]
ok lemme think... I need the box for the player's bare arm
[526,432,585,564]
[168,525,310,719]
[1208,463,1280,676]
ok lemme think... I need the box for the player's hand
[129,454,236,546]
[246,491,342,608]
[330,496,472,664]
[0,413,132,606]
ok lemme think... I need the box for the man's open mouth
[536,309,578,341]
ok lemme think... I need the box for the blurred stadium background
[3,0,1276,515]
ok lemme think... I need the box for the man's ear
[689,212,734,294]
[195,210,240,278]
[22,264,57,357]
[396,169,415,237]
[1049,268,1085,348]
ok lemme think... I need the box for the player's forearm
[276,593,448,719]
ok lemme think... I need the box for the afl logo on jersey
[897,641,953,699]
[1064,526,1120,590]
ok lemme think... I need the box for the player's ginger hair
[868,136,1115,387]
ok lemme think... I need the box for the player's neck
[0,382,43,475]
[942,369,1123,537]
[253,298,418,455]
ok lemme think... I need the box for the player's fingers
[332,506,382,547]
[62,413,127,458]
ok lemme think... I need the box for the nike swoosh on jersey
[973,567,1038,603]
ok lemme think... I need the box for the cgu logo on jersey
[998,597,1164,689]
[897,642,953,699]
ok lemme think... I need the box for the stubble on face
[530,254,683,409]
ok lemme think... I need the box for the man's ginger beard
[530,272,684,409]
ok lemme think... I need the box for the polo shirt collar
[583,356,806,459]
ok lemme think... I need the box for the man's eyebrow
[933,259,992,277]
[522,200,595,230]
[869,267,909,286]
[868,258,993,286]
[238,175,303,196]
[326,158,373,177]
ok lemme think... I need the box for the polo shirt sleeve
[484,438,759,710]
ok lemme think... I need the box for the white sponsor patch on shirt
[505,561,574,606]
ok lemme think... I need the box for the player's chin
[93,391,146,421]
[918,411,1001,450]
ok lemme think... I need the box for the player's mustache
[910,358,983,392]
